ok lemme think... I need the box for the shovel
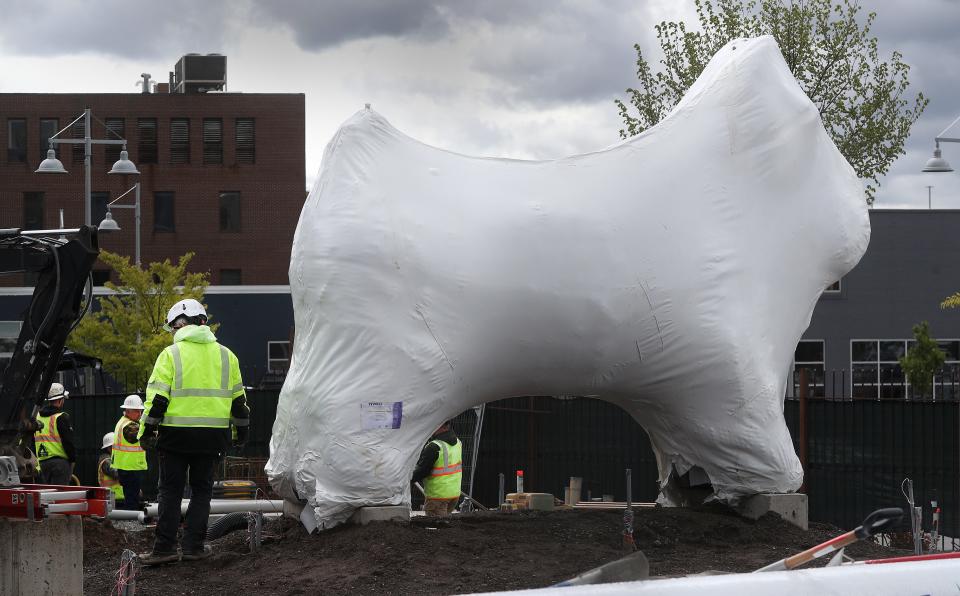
[553,550,650,586]
[754,507,903,572]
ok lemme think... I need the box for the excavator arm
[0,226,99,480]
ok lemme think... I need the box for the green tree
[898,321,945,399]
[615,0,927,203]
[942,292,960,309]
[67,251,211,391]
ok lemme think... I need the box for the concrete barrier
[737,493,808,530]
[0,515,83,595]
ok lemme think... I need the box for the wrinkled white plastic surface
[462,559,960,596]
[267,35,870,529]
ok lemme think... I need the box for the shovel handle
[756,507,904,573]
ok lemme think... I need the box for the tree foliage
[67,251,211,391]
[943,292,960,310]
[898,321,945,399]
[615,0,928,203]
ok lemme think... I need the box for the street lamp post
[923,114,960,173]
[36,108,139,226]
[98,183,141,266]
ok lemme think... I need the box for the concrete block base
[0,515,83,595]
[349,505,410,525]
[737,493,808,530]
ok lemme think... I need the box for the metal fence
[788,368,960,401]
[61,389,957,542]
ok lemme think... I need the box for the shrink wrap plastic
[267,36,869,529]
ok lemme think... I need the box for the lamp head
[108,149,140,175]
[98,211,121,232]
[923,146,954,173]
[35,149,67,174]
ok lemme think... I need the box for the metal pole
[799,367,808,493]
[928,186,933,209]
[134,182,141,266]
[498,472,505,507]
[84,108,92,227]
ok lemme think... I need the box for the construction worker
[113,395,147,510]
[412,419,462,517]
[139,298,250,565]
[34,382,76,485]
[97,432,124,504]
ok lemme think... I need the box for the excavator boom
[0,226,98,479]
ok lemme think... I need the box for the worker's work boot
[139,550,179,566]
[181,544,213,561]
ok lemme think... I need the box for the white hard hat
[164,298,207,331]
[46,382,69,401]
[102,432,115,450]
[121,394,145,410]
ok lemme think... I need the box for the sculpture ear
[713,37,827,192]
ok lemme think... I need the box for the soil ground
[83,506,903,595]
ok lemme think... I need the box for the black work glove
[233,426,249,449]
[141,424,159,449]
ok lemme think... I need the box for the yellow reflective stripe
[34,435,58,442]
[231,417,249,427]
[169,388,237,398]
[148,381,171,394]
[171,344,183,390]
[112,444,144,453]
[162,416,230,427]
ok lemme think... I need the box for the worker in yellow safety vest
[97,432,124,503]
[34,383,76,485]
[139,298,250,566]
[113,394,147,510]
[412,419,463,517]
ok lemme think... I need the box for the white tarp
[266,35,870,529]
[461,559,960,596]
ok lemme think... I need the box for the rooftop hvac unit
[173,53,227,94]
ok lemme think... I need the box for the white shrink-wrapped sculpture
[267,35,870,529]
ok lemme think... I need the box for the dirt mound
[83,507,903,595]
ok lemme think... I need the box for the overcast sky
[1,0,958,208]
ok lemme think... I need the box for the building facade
[794,209,960,400]
[0,89,305,285]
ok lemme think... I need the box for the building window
[137,118,158,164]
[91,270,111,286]
[39,119,59,160]
[852,340,909,399]
[154,192,175,232]
[23,192,44,229]
[170,118,190,164]
[220,269,242,285]
[91,192,109,227]
[0,321,23,373]
[236,118,255,164]
[267,341,291,373]
[934,340,960,401]
[71,119,84,164]
[825,279,841,293]
[219,191,241,232]
[792,340,825,397]
[105,118,124,164]
[203,118,223,164]
[7,118,26,162]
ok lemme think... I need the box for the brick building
[0,85,305,286]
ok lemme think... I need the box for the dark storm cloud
[254,0,647,105]
[0,0,230,59]
[250,0,450,49]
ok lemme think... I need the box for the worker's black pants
[38,457,71,485]
[153,449,216,555]
[117,470,144,510]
